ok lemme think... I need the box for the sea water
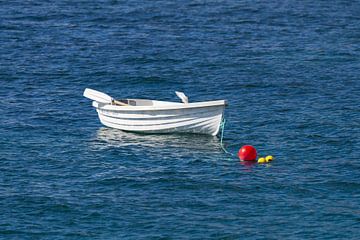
[1,1,359,239]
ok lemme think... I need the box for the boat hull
[92,101,226,136]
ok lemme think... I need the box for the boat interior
[113,91,188,107]
[116,99,183,107]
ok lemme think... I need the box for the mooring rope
[219,118,235,156]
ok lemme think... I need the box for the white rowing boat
[83,88,226,136]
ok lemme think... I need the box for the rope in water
[219,118,235,157]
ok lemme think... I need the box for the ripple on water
[1,0,360,239]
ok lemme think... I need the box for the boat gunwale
[92,99,227,112]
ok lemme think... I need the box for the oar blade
[83,88,112,104]
[175,91,188,104]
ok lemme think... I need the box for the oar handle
[112,99,128,106]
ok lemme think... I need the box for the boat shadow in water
[91,127,223,153]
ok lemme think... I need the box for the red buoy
[238,145,257,161]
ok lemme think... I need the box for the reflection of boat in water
[93,127,222,152]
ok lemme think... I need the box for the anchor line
[219,118,235,157]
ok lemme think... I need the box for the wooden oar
[83,88,128,106]
[175,91,188,103]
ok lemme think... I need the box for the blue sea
[1,1,359,239]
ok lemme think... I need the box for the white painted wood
[83,88,128,106]
[175,91,188,104]
[84,89,226,136]
[83,88,113,104]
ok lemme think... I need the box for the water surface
[1,1,359,239]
